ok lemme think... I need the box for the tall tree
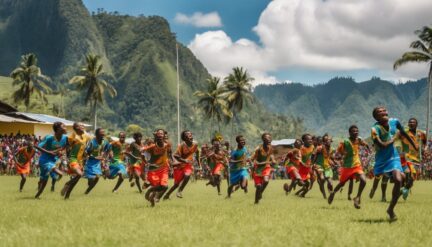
[69,54,117,130]
[223,67,254,138]
[10,53,52,112]
[394,26,432,138]
[194,76,232,137]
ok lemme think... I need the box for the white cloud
[188,0,432,84]
[174,12,222,28]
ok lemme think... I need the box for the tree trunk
[426,63,432,141]
[231,110,235,144]
[93,100,97,131]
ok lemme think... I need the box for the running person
[163,130,200,200]
[61,122,91,199]
[328,125,368,209]
[35,122,68,199]
[370,106,417,220]
[143,129,174,207]
[399,117,426,200]
[14,138,36,192]
[107,132,128,193]
[296,134,314,197]
[283,139,304,194]
[251,133,275,204]
[205,139,228,196]
[313,134,334,199]
[83,128,110,195]
[227,135,250,198]
[126,132,145,193]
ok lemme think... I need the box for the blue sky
[83,0,429,85]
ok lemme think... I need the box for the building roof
[0,101,17,114]
[271,139,296,146]
[0,114,39,124]
[3,112,91,127]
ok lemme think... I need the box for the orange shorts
[147,166,169,187]
[212,163,224,175]
[129,163,143,176]
[16,162,30,175]
[340,166,363,183]
[68,162,82,175]
[298,164,311,181]
[253,167,271,185]
[173,163,193,184]
[286,166,299,180]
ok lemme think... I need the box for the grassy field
[0,176,431,247]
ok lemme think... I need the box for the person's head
[235,135,246,148]
[181,130,193,143]
[349,125,359,139]
[26,137,34,149]
[133,132,142,143]
[408,118,418,130]
[211,138,221,150]
[301,133,313,147]
[224,141,230,150]
[316,136,323,145]
[73,122,85,135]
[53,122,66,135]
[201,143,209,153]
[372,106,388,123]
[294,139,302,149]
[261,132,272,145]
[118,132,126,143]
[95,128,105,140]
[322,134,331,146]
[154,129,165,143]
[163,130,169,141]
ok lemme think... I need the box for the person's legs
[84,176,99,195]
[353,174,366,209]
[369,176,381,198]
[35,179,48,199]
[387,170,404,221]
[19,174,27,192]
[381,175,389,202]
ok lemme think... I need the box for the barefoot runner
[14,138,35,192]
[251,133,275,204]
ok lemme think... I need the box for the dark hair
[349,125,358,133]
[133,132,142,139]
[53,122,64,132]
[408,118,418,124]
[261,132,271,140]
[211,138,219,144]
[372,106,385,120]
[181,130,191,141]
[235,135,244,143]
[95,128,104,136]
[72,122,80,130]
[118,131,126,137]
[301,133,311,142]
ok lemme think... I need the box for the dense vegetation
[254,77,428,137]
[0,0,303,144]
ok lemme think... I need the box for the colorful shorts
[147,166,169,187]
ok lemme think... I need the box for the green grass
[0,176,431,246]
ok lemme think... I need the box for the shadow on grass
[353,218,390,224]
[16,196,37,200]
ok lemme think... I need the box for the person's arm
[371,127,394,149]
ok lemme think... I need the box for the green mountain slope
[0,1,303,144]
[254,77,428,138]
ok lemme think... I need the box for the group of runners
[10,106,426,220]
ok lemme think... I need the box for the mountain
[0,0,303,144]
[254,77,428,138]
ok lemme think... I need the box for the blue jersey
[85,138,110,166]
[229,147,249,172]
[371,118,401,173]
[38,134,68,165]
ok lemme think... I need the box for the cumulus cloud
[188,0,432,84]
[174,12,222,28]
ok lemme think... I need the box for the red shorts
[68,162,82,175]
[298,164,311,181]
[286,166,298,180]
[173,163,193,184]
[147,166,169,187]
[129,163,143,176]
[16,162,30,175]
[340,166,363,183]
[212,163,224,175]
[253,167,271,185]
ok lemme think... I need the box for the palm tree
[10,53,52,112]
[394,26,432,139]
[69,54,117,130]
[194,76,232,137]
[52,83,69,117]
[223,67,254,138]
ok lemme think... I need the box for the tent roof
[4,112,91,127]
[271,139,296,146]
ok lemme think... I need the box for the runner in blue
[34,122,68,199]
[371,106,416,221]
[84,128,110,195]
[227,135,250,198]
